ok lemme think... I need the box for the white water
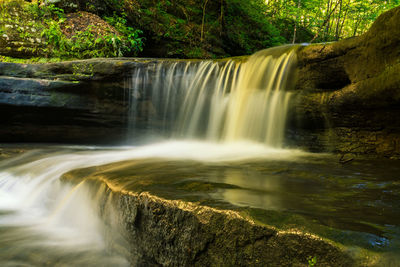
[0,150,130,266]
[0,142,308,264]
[0,46,301,265]
[127,46,297,147]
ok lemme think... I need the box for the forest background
[0,0,399,60]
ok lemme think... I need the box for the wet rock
[0,59,152,144]
[91,184,355,266]
[292,6,400,159]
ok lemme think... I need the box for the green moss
[71,63,94,78]
[0,55,63,63]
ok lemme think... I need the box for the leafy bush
[103,12,144,55]
[37,6,144,58]
[26,3,65,19]
[0,0,144,59]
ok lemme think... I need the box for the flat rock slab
[62,155,400,266]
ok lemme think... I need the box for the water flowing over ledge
[1,12,400,158]
[126,46,297,147]
[0,145,358,266]
[1,7,400,266]
[2,143,400,266]
[1,6,400,263]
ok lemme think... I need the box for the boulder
[291,6,400,159]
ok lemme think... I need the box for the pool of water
[1,142,399,265]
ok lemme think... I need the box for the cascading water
[0,149,131,266]
[0,46,306,265]
[127,45,297,147]
[1,46,399,266]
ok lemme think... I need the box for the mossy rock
[0,1,46,58]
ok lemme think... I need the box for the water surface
[0,142,399,265]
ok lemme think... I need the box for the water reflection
[1,143,400,265]
[210,169,283,210]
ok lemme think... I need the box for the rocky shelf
[58,154,400,266]
[62,172,355,266]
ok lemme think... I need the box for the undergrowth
[0,0,144,59]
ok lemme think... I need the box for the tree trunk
[201,0,209,42]
[337,1,349,40]
[334,0,343,40]
[324,0,332,39]
[292,0,301,44]
[310,0,341,43]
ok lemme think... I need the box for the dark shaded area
[0,104,126,144]
[54,0,307,58]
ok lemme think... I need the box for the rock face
[291,6,400,158]
[117,192,354,266]
[74,177,354,267]
[0,59,143,143]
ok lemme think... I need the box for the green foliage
[0,0,144,59]
[103,12,144,55]
[90,0,399,57]
[265,0,400,42]
[44,25,131,58]
[129,0,286,58]
[43,10,142,58]
[41,20,66,51]
[26,3,65,19]
[223,0,285,54]
[308,256,317,267]
[185,47,204,58]
[1,0,400,60]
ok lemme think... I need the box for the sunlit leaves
[266,0,400,42]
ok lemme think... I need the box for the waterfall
[0,45,301,265]
[127,45,297,147]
